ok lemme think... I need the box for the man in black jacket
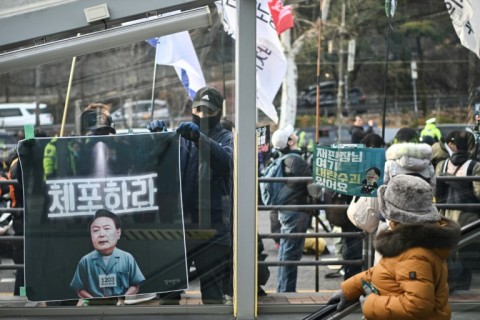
[349,115,374,144]
[148,87,233,304]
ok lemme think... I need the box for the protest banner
[313,145,385,197]
[19,132,188,301]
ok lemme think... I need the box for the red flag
[268,0,294,35]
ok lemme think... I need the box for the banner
[313,145,386,197]
[444,0,480,59]
[19,133,187,301]
[217,0,287,123]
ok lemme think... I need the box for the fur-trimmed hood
[386,142,432,161]
[375,217,461,259]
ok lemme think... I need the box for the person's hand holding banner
[176,122,200,142]
[147,120,168,132]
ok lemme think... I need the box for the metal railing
[1,175,480,296]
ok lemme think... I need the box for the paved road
[258,210,345,294]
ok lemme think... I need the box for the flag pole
[315,4,323,145]
[382,0,396,141]
[60,33,80,137]
[150,52,158,121]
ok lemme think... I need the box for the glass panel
[258,0,480,317]
[1,0,480,317]
[0,3,236,308]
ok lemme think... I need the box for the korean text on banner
[19,133,188,301]
[313,145,386,197]
[444,0,480,59]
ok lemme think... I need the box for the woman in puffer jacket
[384,127,436,188]
[328,175,461,320]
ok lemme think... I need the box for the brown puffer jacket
[341,217,460,320]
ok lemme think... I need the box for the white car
[111,100,170,129]
[0,102,54,127]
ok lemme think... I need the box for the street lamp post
[411,59,418,114]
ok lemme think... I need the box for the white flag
[444,0,480,59]
[123,16,206,99]
[217,0,287,123]
[151,32,206,99]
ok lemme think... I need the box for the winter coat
[276,149,311,206]
[431,141,449,169]
[435,151,480,220]
[384,142,436,188]
[349,125,373,144]
[341,217,461,320]
[181,122,234,244]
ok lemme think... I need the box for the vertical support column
[234,1,257,319]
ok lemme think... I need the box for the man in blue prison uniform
[70,209,145,298]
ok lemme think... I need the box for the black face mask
[192,113,222,132]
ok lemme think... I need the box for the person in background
[147,86,233,304]
[349,115,374,144]
[435,130,480,291]
[328,175,461,320]
[431,128,477,168]
[8,128,47,296]
[269,125,311,292]
[420,117,442,143]
[383,127,436,188]
[343,133,385,278]
[347,134,386,265]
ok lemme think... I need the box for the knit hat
[271,125,294,149]
[378,175,441,223]
[192,87,224,111]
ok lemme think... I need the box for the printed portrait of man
[70,209,145,298]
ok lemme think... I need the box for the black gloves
[327,289,347,311]
[146,120,168,132]
[176,122,200,142]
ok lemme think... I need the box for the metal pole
[314,0,323,293]
[337,1,345,120]
[150,55,158,121]
[413,78,418,114]
[234,1,257,318]
[411,59,418,114]
[336,2,346,123]
[381,18,392,141]
[315,3,323,144]
[60,33,80,137]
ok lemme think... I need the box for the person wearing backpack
[435,130,480,291]
[264,124,311,292]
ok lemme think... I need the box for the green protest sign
[313,145,386,197]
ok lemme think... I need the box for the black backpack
[324,191,353,227]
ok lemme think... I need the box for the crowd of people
[262,114,479,319]
[1,91,479,317]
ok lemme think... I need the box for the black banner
[19,132,187,301]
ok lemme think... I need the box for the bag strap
[444,159,464,176]
[442,159,449,174]
[467,160,477,176]
[445,159,475,176]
